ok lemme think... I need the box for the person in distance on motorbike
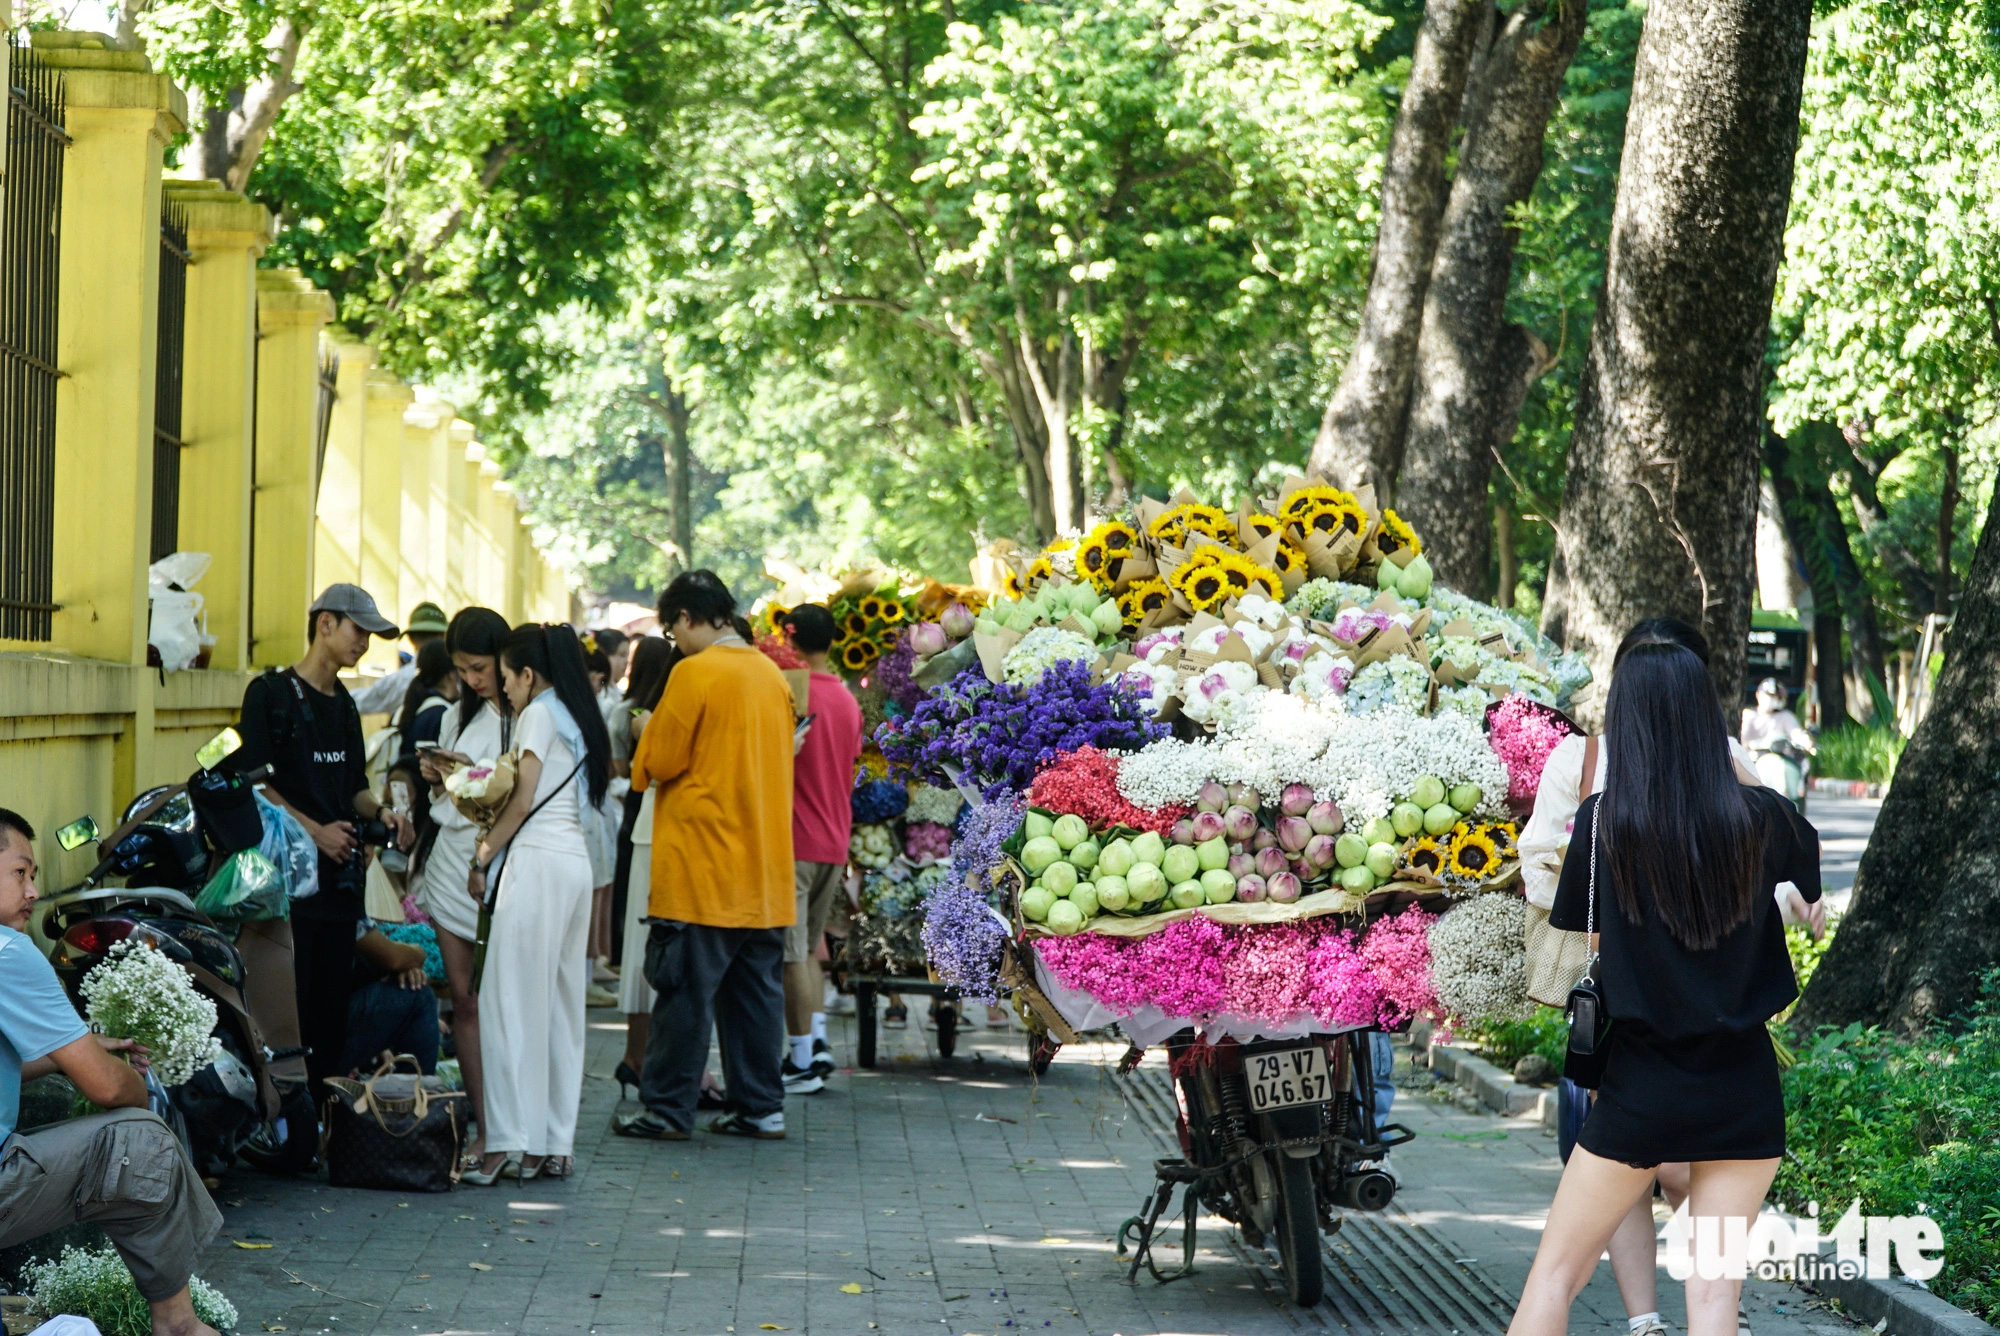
[1740,677,1815,803]
[232,583,414,1100]
[0,810,226,1336]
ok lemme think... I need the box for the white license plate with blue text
[1248,1045,1331,1111]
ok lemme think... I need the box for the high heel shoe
[511,1157,546,1182]
[461,1154,518,1187]
[614,1061,641,1100]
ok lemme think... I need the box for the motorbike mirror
[56,817,99,851]
[195,727,243,772]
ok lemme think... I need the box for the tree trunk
[1794,481,2000,1033]
[184,19,307,190]
[1494,496,1516,608]
[663,380,692,572]
[1539,0,1813,720]
[1396,0,1585,590]
[1841,429,1936,617]
[1306,0,1485,495]
[1936,443,1960,617]
[1761,425,1849,726]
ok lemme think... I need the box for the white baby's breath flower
[1426,894,1534,1024]
[79,939,222,1086]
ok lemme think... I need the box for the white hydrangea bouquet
[78,938,222,1087]
[28,1245,237,1336]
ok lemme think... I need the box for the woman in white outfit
[414,606,514,1165]
[464,622,612,1184]
[610,636,675,1094]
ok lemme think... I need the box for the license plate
[1247,1044,1332,1111]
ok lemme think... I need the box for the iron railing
[150,200,189,563]
[0,41,69,642]
[312,349,336,502]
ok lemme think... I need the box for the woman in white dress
[465,622,611,1183]
[611,636,678,1093]
[414,606,514,1165]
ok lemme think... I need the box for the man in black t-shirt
[234,583,414,1097]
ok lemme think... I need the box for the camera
[355,818,396,848]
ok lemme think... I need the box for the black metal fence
[0,41,68,642]
[312,349,337,501]
[151,200,189,563]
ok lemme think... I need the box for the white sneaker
[781,1058,825,1094]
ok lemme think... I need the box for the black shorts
[1578,1022,1783,1167]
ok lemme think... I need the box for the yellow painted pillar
[314,333,373,589]
[165,181,271,671]
[251,271,335,668]
[444,423,475,609]
[38,32,184,665]
[400,398,448,623]
[423,413,456,612]
[461,445,494,613]
[478,462,510,617]
[357,372,412,674]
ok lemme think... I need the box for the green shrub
[1778,971,2000,1323]
[1460,1009,1568,1069]
[1813,723,1905,783]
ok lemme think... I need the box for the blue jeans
[342,977,439,1075]
[1369,1030,1396,1125]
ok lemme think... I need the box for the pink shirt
[794,671,864,865]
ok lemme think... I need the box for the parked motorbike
[39,728,323,1178]
[1119,1027,1413,1308]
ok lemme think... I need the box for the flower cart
[860,475,1593,1304]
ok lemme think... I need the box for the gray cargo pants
[639,921,786,1131]
[0,1108,223,1300]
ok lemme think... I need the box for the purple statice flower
[876,637,926,714]
[878,661,1165,796]
[922,790,1024,1002]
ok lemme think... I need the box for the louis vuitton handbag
[323,1055,467,1192]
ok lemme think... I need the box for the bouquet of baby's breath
[28,1245,237,1336]
[78,939,221,1086]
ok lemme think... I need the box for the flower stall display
[865,475,1587,1039]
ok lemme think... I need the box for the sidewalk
[193,1018,1866,1335]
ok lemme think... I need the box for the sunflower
[859,595,887,622]
[844,611,870,638]
[1002,566,1026,599]
[1477,820,1519,860]
[1446,826,1504,882]
[1120,577,1173,626]
[1269,542,1304,578]
[1377,508,1423,558]
[1402,835,1447,880]
[880,598,907,624]
[838,640,876,672]
[1245,566,1283,600]
[1170,552,1233,612]
[1280,485,1368,539]
[1147,502,1236,548]
[1238,511,1286,547]
[1075,520,1140,591]
[1023,555,1056,585]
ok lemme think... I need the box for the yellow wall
[0,31,568,878]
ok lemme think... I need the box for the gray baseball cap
[309,583,399,637]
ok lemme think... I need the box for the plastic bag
[146,553,215,673]
[195,848,287,921]
[255,793,320,902]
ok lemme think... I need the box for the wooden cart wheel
[856,983,878,1069]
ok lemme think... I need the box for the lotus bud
[1254,846,1290,879]
[1276,815,1312,853]
[1303,833,1338,870]
[1307,800,1344,836]
[1292,857,1316,880]
[1227,853,1256,879]
[1196,780,1229,814]
[1171,817,1197,846]
[1190,811,1226,844]
[1252,827,1279,852]
[1234,873,1267,903]
[939,602,976,641]
[1223,805,1258,843]
[908,621,948,657]
[1228,783,1262,810]
[1280,783,1316,817]
[1266,871,1303,904]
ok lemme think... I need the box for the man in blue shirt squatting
[0,807,225,1336]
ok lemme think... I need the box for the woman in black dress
[1509,641,1821,1336]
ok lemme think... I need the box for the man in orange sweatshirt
[615,571,797,1140]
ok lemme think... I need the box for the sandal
[542,1156,574,1178]
[461,1154,518,1187]
[883,1003,908,1029]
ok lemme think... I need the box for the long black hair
[1599,641,1763,949]
[1614,614,1711,668]
[502,623,613,806]
[396,638,456,737]
[625,635,677,714]
[446,606,514,736]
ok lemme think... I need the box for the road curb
[1423,1039,1557,1124]
[1808,1265,1999,1336]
